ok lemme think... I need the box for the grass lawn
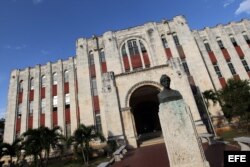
[48,156,111,167]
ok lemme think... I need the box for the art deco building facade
[4,16,250,147]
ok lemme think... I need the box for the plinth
[159,99,210,167]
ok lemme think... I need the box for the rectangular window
[204,43,212,52]
[30,79,34,90]
[241,59,250,72]
[29,101,33,115]
[89,53,95,65]
[65,94,70,105]
[91,78,98,96]
[100,51,106,63]
[162,38,168,48]
[95,114,102,133]
[230,37,238,46]
[217,40,225,49]
[213,64,222,78]
[243,35,250,44]
[53,96,58,107]
[139,41,147,53]
[65,123,71,139]
[227,61,236,75]
[17,104,22,116]
[173,35,180,46]
[19,82,23,93]
[181,59,190,75]
[128,40,139,55]
[41,99,45,114]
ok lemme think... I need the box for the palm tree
[69,124,105,166]
[22,126,64,167]
[0,138,22,165]
[22,128,43,167]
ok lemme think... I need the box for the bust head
[160,74,171,89]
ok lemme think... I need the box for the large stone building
[4,16,250,147]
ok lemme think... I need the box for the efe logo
[224,151,250,167]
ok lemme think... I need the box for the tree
[69,124,105,166]
[218,79,250,126]
[22,126,64,167]
[0,138,22,165]
[202,89,218,108]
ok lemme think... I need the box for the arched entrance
[129,85,161,142]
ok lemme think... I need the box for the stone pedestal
[159,99,210,167]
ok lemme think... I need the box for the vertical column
[45,62,52,128]
[68,58,78,135]
[125,43,133,71]
[76,38,94,125]
[102,31,123,74]
[137,40,146,68]
[102,73,123,138]
[121,108,137,148]
[57,60,65,133]
[20,68,29,134]
[33,65,40,129]
[4,70,19,143]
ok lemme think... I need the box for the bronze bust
[157,74,183,103]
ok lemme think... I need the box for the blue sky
[0,0,250,118]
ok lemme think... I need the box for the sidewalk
[112,143,239,167]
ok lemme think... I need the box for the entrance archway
[129,85,161,142]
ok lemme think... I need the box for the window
[121,44,127,57]
[41,75,46,87]
[65,93,70,109]
[30,78,34,90]
[204,40,212,52]
[91,78,98,96]
[53,73,57,85]
[181,59,190,75]
[173,33,180,46]
[161,35,168,48]
[217,39,225,49]
[65,93,70,105]
[227,61,236,75]
[17,104,22,116]
[64,70,69,83]
[19,80,23,93]
[41,99,45,113]
[139,40,147,53]
[229,34,238,46]
[53,96,58,107]
[53,96,58,111]
[242,31,250,44]
[89,51,95,65]
[65,123,71,138]
[29,101,33,115]
[95,114,102,133]
[128,39,139,55]
[241,58,250,72]
[100,50,106,63]
[213,64,222,78]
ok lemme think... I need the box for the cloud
[33,0,44,4]
[4,44,27,50]
[235,0,250,14]
[223,0,236,7]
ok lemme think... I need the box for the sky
[0,0,250,118]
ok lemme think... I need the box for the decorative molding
[125,81,162,107]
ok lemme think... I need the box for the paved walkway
[112,143,239,167]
